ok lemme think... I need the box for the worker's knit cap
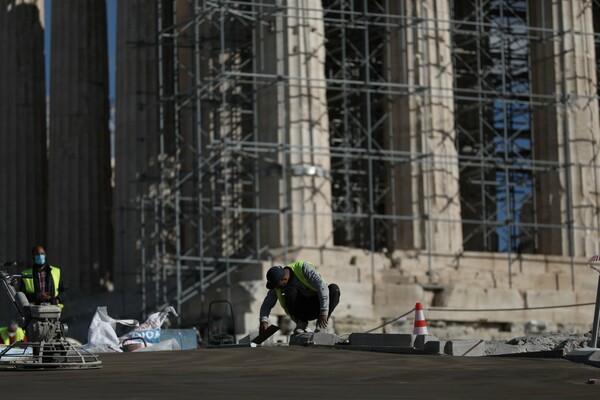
[266,266,285,289]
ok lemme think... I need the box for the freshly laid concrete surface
[0,347,599,399]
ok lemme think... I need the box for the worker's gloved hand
[259,321,269,333]
[317,315,328,329]
[38,292,51,302]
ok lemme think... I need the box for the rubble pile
[505,333,590,355]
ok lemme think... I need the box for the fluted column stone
[256,0,333,249]
[385,0,462,254]
[0,0,46,263]
[49,0,112,295]
[529,0,600,256]
[115,0,159,313]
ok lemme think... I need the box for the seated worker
[0,321,27,345]
[259,261,340,334]
[20,245,67,308]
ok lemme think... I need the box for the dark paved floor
[1,346,599,399]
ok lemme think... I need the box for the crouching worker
[0,321,27,346]
[259,261,340,334]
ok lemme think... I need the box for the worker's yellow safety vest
[0,326,26,345]
[275,261,324,317]
[21,266,62,308]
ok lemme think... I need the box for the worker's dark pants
[283,284,340,323]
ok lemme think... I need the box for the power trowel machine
[0,263,101,369]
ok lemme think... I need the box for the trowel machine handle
[0,264,32,326]
[0,272,32,282]
[0,261,29,280]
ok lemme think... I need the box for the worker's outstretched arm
[259,289,277,331]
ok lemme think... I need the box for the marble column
[115,0,159,312]
[0,0,46,264]
[48,1,112,295]
[385,0,462,254]
[256,0,333,249]
[529,0,600,256]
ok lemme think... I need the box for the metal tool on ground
[252,325,279,345]
[587,255,600,348]
[0,265,101,369]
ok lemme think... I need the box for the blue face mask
[34,254,46,265]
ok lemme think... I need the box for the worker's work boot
[293,320,309,335]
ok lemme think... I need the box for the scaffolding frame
[140,0,600,321]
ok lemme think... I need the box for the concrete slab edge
[565,348,600,368]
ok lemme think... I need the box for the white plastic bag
[85,306,139,353]
[119,306,178,348]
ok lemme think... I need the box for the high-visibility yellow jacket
[274,261,321,316]
[0,326,26,345]
[21,265,64,308]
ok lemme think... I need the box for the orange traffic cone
[413,302,429,335]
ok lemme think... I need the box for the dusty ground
[0,346,599,399]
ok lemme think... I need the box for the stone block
[349,333,415,348]
[454,268,495,288]
[546,257,586,274]
[559,272,599,293]
[426,267,456,286]
[321,264,361,286]
[389,250,422,271]
[318,247,389,283]
[288,332,313,346]
[360,254,393,284]
[435,285,522,308]
[430,285,525,323]
[555,273,573,292]
[380,269,414,285]
[512,257,548,276]
[575,271,600,292]
[374,283,425,318]
[413,334,439,351]
[511,273,558,292]
[337,282,374,318]
[576,288,599,303]
[423,340,446,355]
[318,250,363,283]
[492,272,511,290]
[333,317,380,336]
[312,332,342,346]
[397,262,426,277]
[289,332,341,346]
[524,290,577,324]
[444,339,486,356]
[453,252,508,274]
